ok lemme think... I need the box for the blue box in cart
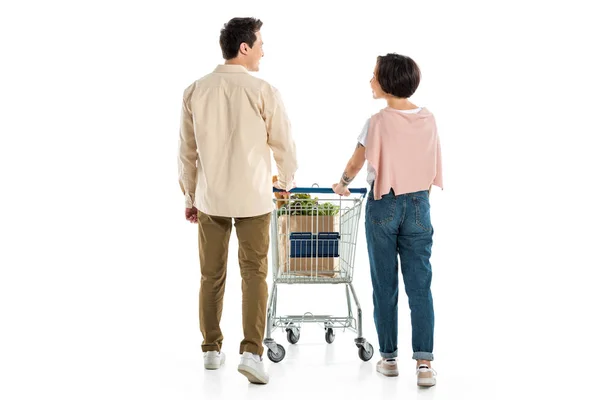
[289,232,340,258]
[277,215,341,277]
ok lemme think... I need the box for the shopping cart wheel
[286,327,300,344]
[358,342,374,361]
[325,328,335,344]
[267,344,286,363]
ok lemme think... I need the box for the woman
[333,53,443,387]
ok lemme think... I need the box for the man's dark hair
[376,54,421,98]
[219,17,263,60]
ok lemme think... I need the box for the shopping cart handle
[273,187,368,195]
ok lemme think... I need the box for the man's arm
[178,90,198,216]
[333,143,366,196]
[263,86,297,190]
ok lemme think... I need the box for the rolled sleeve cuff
[275,177,295,191]
[184,193,195,209]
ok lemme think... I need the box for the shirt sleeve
[263,85,298,191]
[357,118,370,148]
[178,87,198,208]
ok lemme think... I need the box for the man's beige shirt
[178,64,297,217]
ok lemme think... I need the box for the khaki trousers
[198,211,270,356]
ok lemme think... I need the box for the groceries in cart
[276,192,341,278]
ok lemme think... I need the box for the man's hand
[273,175,292,208]
[185,207,199,223]
[332,183,351,196]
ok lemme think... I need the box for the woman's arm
[333,144,366,196]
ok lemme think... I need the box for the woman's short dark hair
[219,17,263,60]
[376,54,421,98]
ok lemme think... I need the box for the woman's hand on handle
[333,144,366,197]
[332,183,351,196]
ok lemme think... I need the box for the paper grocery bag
[276,215,340,277]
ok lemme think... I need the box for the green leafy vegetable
[277,194,340,216]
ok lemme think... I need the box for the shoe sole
[376,367,399,377]
[418,378,436,387]
[238,365,268,384]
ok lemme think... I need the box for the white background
[1,0,599,399]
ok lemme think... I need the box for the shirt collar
[214,64,250,74]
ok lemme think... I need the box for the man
[178,17,297,384]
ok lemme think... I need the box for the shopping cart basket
[263,186,375,363]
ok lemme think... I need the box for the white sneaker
[376,358,399,377]
[237,352,269,384]
[203,351,225,370]
[416,364,437,387]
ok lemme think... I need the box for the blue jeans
[365,189,435,361]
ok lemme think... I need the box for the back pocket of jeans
[367,194,397,225]
[412,196,432,232]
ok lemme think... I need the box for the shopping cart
[263,186,375,363]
